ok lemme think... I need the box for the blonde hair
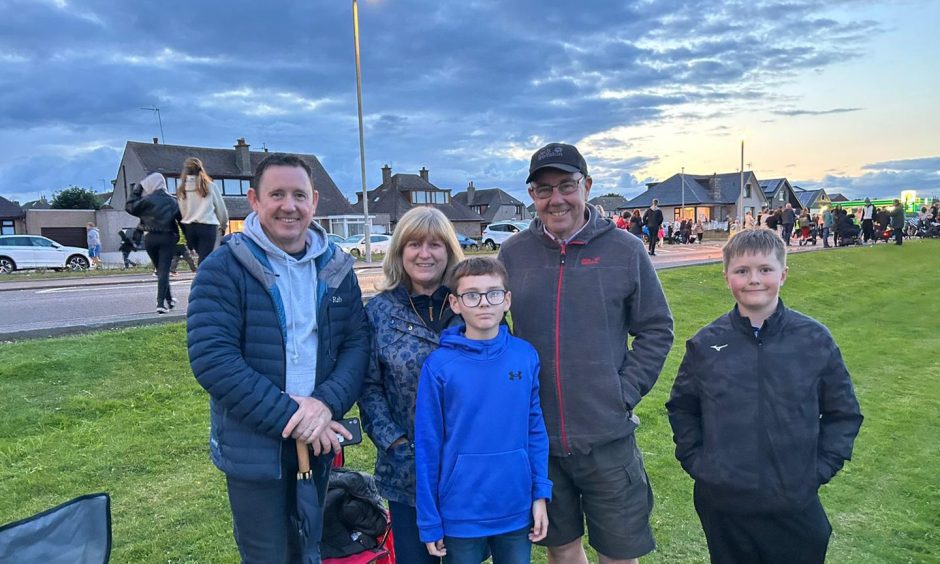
[178,157,214,200]
[378,207,464,292]
[722,228,787,271]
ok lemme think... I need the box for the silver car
[481,221,529,250]
[0,235,90,273]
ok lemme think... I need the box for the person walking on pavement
[821,207,834,248]
[86,223,102,269]
[499,142,674,564]
[780,203,796,246]
[629,209,644,239]
[126,173,182,314]
[890,199,906,246]
[178,157,229,267]
[118,230,139,269]
[169,226,197,276]
[643,199,664,256]
[861,198,876,245]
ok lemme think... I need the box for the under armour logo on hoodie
[508,371,523,381]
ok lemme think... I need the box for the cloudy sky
[1,0,937,206]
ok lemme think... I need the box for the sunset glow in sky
[1,0,937,206]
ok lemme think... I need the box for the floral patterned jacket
[358,285,460,505]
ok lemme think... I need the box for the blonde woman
[358,207,465,563]
[178,157,229,265]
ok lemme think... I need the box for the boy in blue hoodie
[415,257,552,563]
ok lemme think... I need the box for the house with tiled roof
[112,138,356,229]
[624,171,767,224]
[828,192,849,202]
[760,178,803,210]
[793,186,831,212]
[0,196,25,235]
[21,197,52,210]
[452,182,526,225]
[589,195,629,218]
[357,165,484,237]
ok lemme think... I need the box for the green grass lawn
[1,241,938,563]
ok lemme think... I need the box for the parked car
[481,221,528,250]
[455,233,479,251]
[343,234,392,257]
[337,234,366,255]
[327,233,345,245]
[0,235,90,273]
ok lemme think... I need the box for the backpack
[321,470,389,559]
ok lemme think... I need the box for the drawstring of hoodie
[285,256,300,364]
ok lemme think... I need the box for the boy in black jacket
[666,228,862,564]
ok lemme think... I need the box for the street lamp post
[739,138,745,228]
[352,0,371,262]
[681,166,685,219]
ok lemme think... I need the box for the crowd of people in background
[614,198,939,251]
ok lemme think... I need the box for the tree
[601,192,621,198]
[51,186,100,210]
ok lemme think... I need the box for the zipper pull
[559,244,566,265]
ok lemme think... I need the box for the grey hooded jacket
[498,206,674,456]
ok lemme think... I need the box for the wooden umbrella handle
[296,439,311,474]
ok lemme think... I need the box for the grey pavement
[0,242,828,342]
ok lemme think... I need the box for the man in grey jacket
[498,143,674,564]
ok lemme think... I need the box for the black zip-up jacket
[126,186,181,234]
[666,301,863,513]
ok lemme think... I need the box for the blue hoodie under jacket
[415,325,552,542]
[187,226,370,481]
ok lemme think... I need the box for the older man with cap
[498,143,674,564]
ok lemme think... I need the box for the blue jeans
[388,500,440,564]
[445,526,531,564]
[821,226,830,247]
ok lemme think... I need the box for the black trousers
[183,222,220,266]
[648,227,659,254]
[694,488,831,564]
[862,219,874,242]
[144,231,177,308]
[894,225,904,245]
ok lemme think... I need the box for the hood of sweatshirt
[243,212,328,396]
[438,324,510,360]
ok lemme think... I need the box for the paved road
[0,241,825,341]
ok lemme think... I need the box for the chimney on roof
[152,137,159,144]
[709,173,721,200]
[419,167,429,182]
[382,164,392,185]
[467,181,475,204]
[235,138,251,175]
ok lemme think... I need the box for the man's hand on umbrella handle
[282,396,332,441]
[311,420,351,455]
[426,540,446,557]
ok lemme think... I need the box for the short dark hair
[722,228,786,270]
[447,256,509,291]
[252,153,314,192]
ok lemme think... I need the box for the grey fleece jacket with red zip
[498,206,674,456]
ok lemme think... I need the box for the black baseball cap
[526,142,588,184]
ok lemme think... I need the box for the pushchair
[836,226,861,246]
[798,225,817,246]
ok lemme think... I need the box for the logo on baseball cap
[526,142,588,184]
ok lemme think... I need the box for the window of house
[219,179,248,196]
[1,220,14,235]
[745,184,752,198]
[166,176,178,195]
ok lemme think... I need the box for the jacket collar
[730,299,789,336]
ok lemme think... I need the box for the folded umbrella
[294,440,331,564]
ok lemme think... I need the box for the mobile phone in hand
[337,417,362,446]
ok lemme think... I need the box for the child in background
[666,229,863,564]
[416,257,551,564]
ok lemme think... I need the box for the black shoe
[168,298,178,310]
[156,306,168,314]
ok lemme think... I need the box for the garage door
[41,227,87,248]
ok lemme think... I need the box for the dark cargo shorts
[537,434,655,560]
